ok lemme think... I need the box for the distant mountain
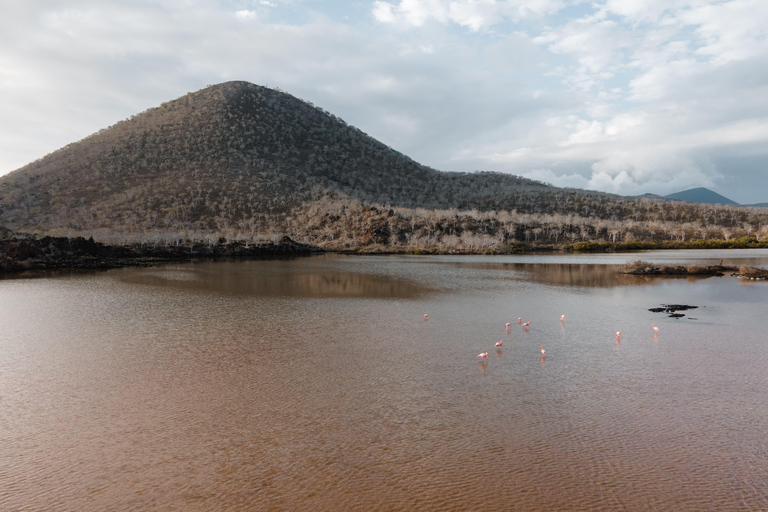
[665,187,738,205]
[0,81,631,235]
[744,203,768,208]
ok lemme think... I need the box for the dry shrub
[621,260,653,273]
[739,265,768,278]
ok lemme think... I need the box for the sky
[1,0,767,204]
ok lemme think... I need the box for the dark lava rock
[1,235,322,274]
[622,262,737,276]
[664,304,698,312]
[649,304,699,318]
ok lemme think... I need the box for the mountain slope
[665,187,738,205]
[0,81,657,236]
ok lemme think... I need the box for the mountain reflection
[119,262,428,298]
[439,261,715,288]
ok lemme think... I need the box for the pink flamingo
[653,324,660,333]
[518,318,522,324]
[560,315,566,322]
[495,340,503,347]
[540,346,546,356]
[522,321,530,327]
[616,331,621,338]
[424,314,429,320]
[478,352,488,359]
[506,322,511,328]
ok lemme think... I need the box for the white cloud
[520,168,590,189]
[236,10,257,20]
[372,1,397,23]
[682,0,768,64]
[602,0,688,23]
[365,75,399,90]
[372,0,565,30]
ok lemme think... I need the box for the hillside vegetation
[1,81,562,232]
[1,81,767,252]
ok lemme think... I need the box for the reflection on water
[435,261,719,287]
[119,260,429,299]
[1,252,767,511]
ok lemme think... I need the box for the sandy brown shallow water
[1,250,767,511]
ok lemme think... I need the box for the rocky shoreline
[620,260,737,276]
[0,235,321,274]
[619,260,768,281]
[733,266,768,280]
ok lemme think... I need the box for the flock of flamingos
[422,313,661,361]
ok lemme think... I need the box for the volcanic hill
[665,187,738,206]
[0,81,630,238]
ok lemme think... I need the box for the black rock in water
[649,304,699,318]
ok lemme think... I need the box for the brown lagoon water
[1,250,767,511]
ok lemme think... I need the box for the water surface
[1,251,767,511]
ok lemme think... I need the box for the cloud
[681,0,768,64]
[372,1,397,23]
[2,0,768,203]
[372,0,564,30]
[534,13,633,77]
[236,10,258,20]
[519,168,590,189]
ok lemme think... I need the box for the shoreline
[620,259,768,280]
[334,238,768,255]
[0,235,321,275]
[2,235,768,276]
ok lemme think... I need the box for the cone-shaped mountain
[0,81,616,234]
